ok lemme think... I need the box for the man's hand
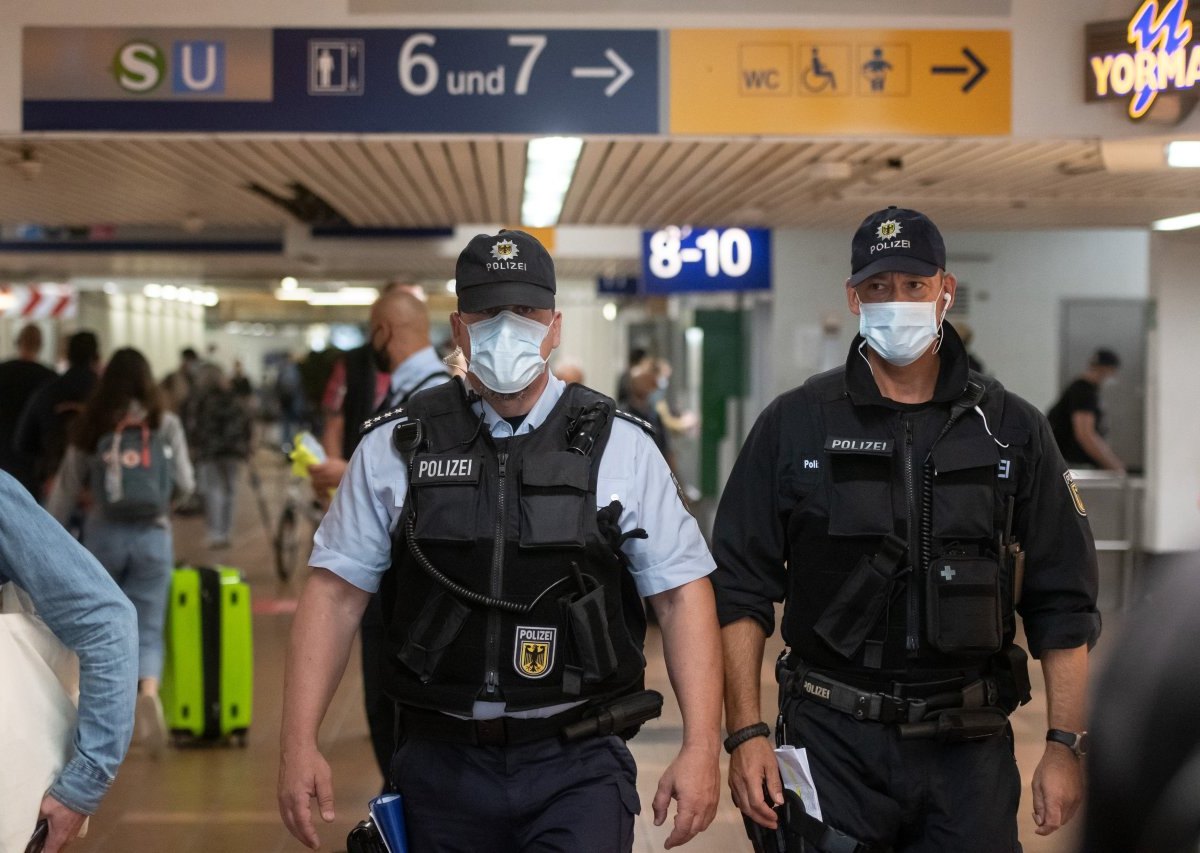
[278,743,336,850]
[652,742,720,849]
[1031,745,1083,836]
[38,795,87,853]
[727,735,784,829]
[309,459,348,496]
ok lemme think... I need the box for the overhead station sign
[22,27,658,134]
[669,29,1010,136]
[642,226,771,294]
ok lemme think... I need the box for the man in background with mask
[712,207,1100,851]
[309,286,450,790]
[279,229,722,851]
[1046,348,1125,473]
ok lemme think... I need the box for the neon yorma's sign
[1087,0,1200,119]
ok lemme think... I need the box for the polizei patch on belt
[411,455,480,485]
[514,626,556,679]
[1063,470,1087,517]
[824,437,893,455]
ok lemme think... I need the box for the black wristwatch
[1046,728,1089,758]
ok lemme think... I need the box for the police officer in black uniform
[713,207,1100,851]
[279,230,722,852]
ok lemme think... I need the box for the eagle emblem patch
[514,626,556,679]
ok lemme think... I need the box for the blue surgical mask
[858,291,949,367]
[466,310,550,394]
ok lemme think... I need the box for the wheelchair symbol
[802,47,838,93]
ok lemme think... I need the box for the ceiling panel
[4,134,1200,283]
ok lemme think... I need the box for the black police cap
[849,206,947,285]
[454,229,556,312]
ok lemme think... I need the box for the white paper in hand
[774,745,822,822]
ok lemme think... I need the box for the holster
[990,644,1032,714]
[813,535,907,660]
[346,818,388,853]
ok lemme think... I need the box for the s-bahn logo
[112,39,226,95]
[514,626,556,679]
[1088,0,1200,119]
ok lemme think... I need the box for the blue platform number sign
[642,226,771,294]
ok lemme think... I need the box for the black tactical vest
[783,369,1021,680]
[382,380,647,715]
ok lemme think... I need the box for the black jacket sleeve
[1014,404,1102,657]
[711,395,791,636]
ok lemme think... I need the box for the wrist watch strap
[724,722,771,754]
[1046,728,1088,757]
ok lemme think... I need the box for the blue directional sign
[23,27,659,134]
[641,226,772,294]
[597,275,642,297]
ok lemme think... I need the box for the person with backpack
[188,363,253,549]
[46,347,195,751]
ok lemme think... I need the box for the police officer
[278,229,722,852]
[713,207,1100,851]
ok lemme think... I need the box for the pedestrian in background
[0,323,57,493]
[189,363,253,550]
[47,347,194,752]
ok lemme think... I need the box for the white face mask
[466,310,551,394]
[858,291,949,367]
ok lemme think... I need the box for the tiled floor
[70,453,1084,852]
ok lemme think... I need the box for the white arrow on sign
[571,48,634,97]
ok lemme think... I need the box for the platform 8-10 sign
[642,226,771,294]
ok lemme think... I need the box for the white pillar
[1144,232,1200,553]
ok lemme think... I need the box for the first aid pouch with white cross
[925,552,1003,656]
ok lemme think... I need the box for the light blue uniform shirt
[312,372,715,600]
[379,345,449,411]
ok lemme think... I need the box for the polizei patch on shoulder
[1063,470,1087,517]
[514,626,556,679]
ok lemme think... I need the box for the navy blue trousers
[785,700,1022,852]
[390,733,640,852]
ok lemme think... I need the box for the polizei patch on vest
[824,437,894,455]
[514,626,556,679]
[1063,470,1087,517]
[411,455,480,485]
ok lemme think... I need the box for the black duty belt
[396,705,587,747]
[781,660,999,727]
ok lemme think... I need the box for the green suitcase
[161,565,253,745]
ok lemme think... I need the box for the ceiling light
[306,287,379,306]
[160,284,179,300]
[521,137,583,228]
[275,287,313,301]
[1167,141,1200,167]
[103,282,119,295]
[602,302,618,322]
[143,283,162,298]
[445,279,457,294]
[281,276,299,290]
[1152,211,1200,230]
[201,291,220,307]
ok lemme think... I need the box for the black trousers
[785,700,1022,853]
[390,733,640,852]
[360,593,396,784]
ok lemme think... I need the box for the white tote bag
[0,583,80,852]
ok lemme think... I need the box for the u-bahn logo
[514,626,555,679]
[1089,0,1200,119]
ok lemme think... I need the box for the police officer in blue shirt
[278,229,722,852]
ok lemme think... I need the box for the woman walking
[48,347,194,751]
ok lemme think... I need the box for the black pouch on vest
[925,553,1003,655]
[410,453,482,543]
[813,534,907,659]
[398,590,472,682]
[519,451,591,548]
[564,585,619,685]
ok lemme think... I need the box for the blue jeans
[199,458,241,542]
[83,518,174,681]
